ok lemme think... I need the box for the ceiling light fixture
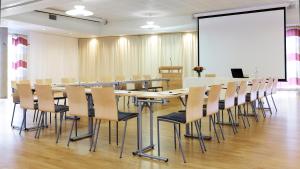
[140,21,160,29]
[65,5,93,17]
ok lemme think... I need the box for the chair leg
[258,99,266,118]
[228,109,237,134]
[11,103,16,126]
[19,109,26,135]
[216,112,225,140]
[251,102,259,122]
[93,120,101,152]
[116,122,119,145]
[35,111,44,138]
[89,118,97,151]
[119,121,128,158]
[271,94,278,112]
[37,112,45,139]
[67,119,76,147]
[157,120,161,156]
[56,112,63,143]
[33,109,36,123]
[55,114,57,134]
[243,104,250,127]
[210,115,220,143]
[194,121,205,153]
[109,121,111,144]
[174,124,186,163]
[265,96,273,115]
[35,111,39,122]
[173,124,177,150]
[238,105,246,128]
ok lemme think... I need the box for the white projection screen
[198,8,286,81]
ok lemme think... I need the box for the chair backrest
[206,85,222,116]
[35,84,55,112]
[91,87,118,121]
[36,79,52,85]
[12,80,31,103]
[66,86,88,117]
[115,75,127,90]
[250,79,260,101]
[237,81,247,105]
[143,75,151,80]
[265,78,274,95]
[258,79,267,98]
[61,78,76,85]
[205,74,216,78]
[133,75,143,90]
[224,82,237,108]
[17,83,35,109]
[272,78,278,94]
[186,87,206,123]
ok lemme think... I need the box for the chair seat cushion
[157,112,186,123]
[118,112,138,121]
[55,105,69,112]
[219,100,225,109]
[246,93,251,102]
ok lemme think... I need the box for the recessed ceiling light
[141,21,160,29]
[66,5,94,16]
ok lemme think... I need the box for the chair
[132,75,143,90]
[157,87,206,163]
[115,75,127,90]
[65,86,90,146]
[61,78,76,85]
[235,81,250,128]
[91,87,138,158]
[219,82,238,134]
[17,83,39,135]
[34,84,69,142]
[246,79,260,122]
[204,85,224,142]
[257,79,267,118]
[271,78,278,112]
[205,74,216,77]
[263,78,274,115]
[143,75,163,91]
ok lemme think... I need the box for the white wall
[27,31,79,83]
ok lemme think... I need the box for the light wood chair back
[92,87,118,121]
[265,78,274,95]
[205,74,216,77]
[186,87,206,123]
[12,80,31,103]
[272,78,278,94]
[206,85,222,116]
[66,86,88,117]
[258,79,267,98]
[132,75,143,90]
[224,82,237,109]
[17,83,35,110]
[35,84,55,112]
[250,79,260,101]
[36,79,52,85]
[237,81,247,105]
[61,78,76,85]
[115,75,127,90]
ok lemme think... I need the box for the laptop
[231,68,249,78]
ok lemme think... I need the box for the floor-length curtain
[286,28,300,87]
[78,32,198,82]
[11,35,29,80]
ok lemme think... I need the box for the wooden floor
[1,91,300,169]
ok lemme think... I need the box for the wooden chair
[91,87,138,158]
[271,78,278,112]
[34,84,69,142]
[235,81,250,128]
[17,83,38,135]
[143,75,163,91]
[157,87,206,163]
[132,75,143,90]
[65,86,89,147]
[246,79,260,122]
[204,85,224,142]
[257,79,268,118]
[219,82,239,134]
[115,75,127,90]
[263,78,274,115]
[61,78,76,85]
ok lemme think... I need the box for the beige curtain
[79,32,197,82]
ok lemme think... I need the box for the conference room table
[53,86,189,162]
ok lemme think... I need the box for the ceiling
[1,0,299,38]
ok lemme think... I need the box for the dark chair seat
[118,112,138,121]
[219,100,225,109]
[246,93,251,102]
[157,112,186,123]
[55,105,69,112]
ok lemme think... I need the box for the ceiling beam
[1,0,74,17]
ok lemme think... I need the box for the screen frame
[197,7,287,81]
